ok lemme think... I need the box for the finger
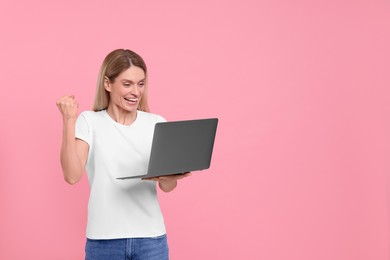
[142,177,157,181]
[58,100,77,109]
[159,173,190,181]
[59,94,74,101]
[174,175,188,180]
[177,173,191,178]
[58,97,78,107]
[56,96,67,106]
[57,95,76,104]
[64,95,76,103]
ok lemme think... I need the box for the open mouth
[124,97,138,103]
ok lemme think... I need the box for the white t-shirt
[75,109,167,239]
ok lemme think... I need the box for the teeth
[125,98,138,102]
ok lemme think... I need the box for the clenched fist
[56,95,79,121]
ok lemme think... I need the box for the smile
[124,98,138,102]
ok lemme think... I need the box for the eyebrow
[121,78,146,83]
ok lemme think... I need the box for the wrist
[63,116,77,124]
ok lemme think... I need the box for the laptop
[116,118,218,180]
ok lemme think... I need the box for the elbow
[161,188,173,193]
[61,166,83,185]
[64,175,81,185]
[160,182,177,193]
[65,179,78,185]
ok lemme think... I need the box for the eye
[123,83,131,87]
[139,82,145,87]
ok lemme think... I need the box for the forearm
[60,119,83,184]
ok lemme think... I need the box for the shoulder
[78,110,105,120]
[137,110,167,123]
[77,110,107,127]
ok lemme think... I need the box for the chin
[124,105,139,113]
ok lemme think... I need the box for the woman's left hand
[143,172,191,192]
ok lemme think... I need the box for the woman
[56,49,190,260]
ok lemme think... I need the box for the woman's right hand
[56,95,79,121]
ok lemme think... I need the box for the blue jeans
[85,234,169,260]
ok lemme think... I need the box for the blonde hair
[93,49,150,112]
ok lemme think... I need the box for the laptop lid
[117,118,218,179]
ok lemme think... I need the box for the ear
[104,76,111,92]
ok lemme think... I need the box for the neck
[106,105,137,125]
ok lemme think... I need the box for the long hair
[93,49,150,112]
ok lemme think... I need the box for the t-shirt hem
[86,231,167,240]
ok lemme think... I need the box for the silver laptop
[116,118,218,180]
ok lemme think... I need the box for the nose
[130,85,139,96]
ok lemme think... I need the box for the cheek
[113,87,126,96]
[140,87,146,96]
[110,89,124,102]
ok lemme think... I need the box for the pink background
[0,0,388,259]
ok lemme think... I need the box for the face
[105,66,146,113]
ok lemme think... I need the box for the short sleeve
[75,112,92,145]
